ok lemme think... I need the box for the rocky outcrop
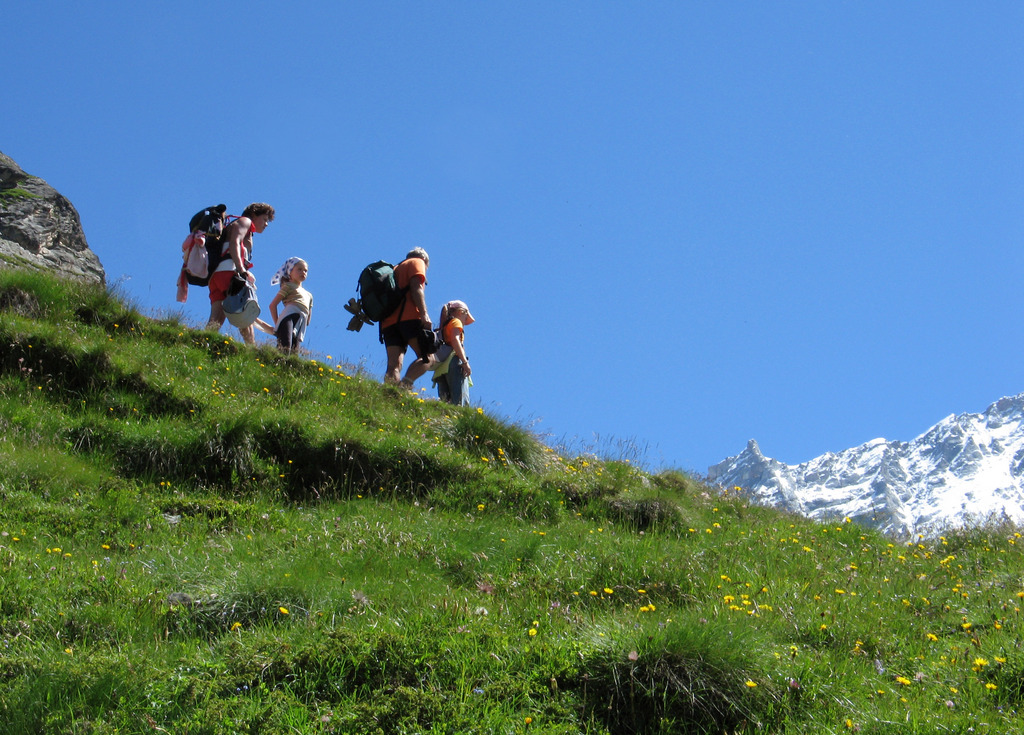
[0,151,105,285]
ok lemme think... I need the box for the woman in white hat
[431,300,475,405]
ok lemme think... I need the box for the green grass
[1,267,1024,733]
[0,186,41,200]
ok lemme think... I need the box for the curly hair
[242,202,276,221]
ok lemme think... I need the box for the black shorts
[381,320,437,357]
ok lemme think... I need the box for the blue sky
[4,2,1023,474]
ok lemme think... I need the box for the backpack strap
[213,215,250,270]
[378,289,410,344]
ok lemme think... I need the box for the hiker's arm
[454,338,471,377]
[254,318,275,336]
[227,219,255,283]
[446,325,471,377]
[268,291,283,326]
[408,278,429,326]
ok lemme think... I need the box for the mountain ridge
[707,393,1024,537]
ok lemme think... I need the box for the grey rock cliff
[0,151,105,285]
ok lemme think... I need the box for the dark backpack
[356,261,408,323]
[182,204,230,287]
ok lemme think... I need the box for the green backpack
[355,261,407,323]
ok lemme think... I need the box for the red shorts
[208,270,236,302]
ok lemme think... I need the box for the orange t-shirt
[380,257,427,328]
[443,318,464,348]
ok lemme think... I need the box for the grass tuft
[581,617,784,734]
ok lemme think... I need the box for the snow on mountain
[706,394,1024,538]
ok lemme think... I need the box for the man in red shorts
[206,202,275,345]
[380,247,437,389]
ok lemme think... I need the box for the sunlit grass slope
[1,268,1023,734]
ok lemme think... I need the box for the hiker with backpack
[380,247,437,390]
[205,202,275,345]
[267,257,313,354]
[430,300,474,406]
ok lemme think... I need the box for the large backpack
[356,261,408,323]
[181,204,230,287]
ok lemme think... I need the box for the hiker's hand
[461,360,472,377]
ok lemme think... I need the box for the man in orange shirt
[380,247,436,389]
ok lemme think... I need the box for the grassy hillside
[1,268,1023,734]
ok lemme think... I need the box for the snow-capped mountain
[706,394,1024,537]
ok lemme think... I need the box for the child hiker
[430,300,474,405]
[268,257,313,354]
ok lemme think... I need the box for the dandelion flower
[279,606,290,615]
[745,680,757,688]
[604,588,614,595]
[528,628,537,637]
[986,683,998,690]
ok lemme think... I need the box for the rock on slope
[0,150,105,284]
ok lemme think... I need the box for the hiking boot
[346,313,366,332]
[343,298,362,315]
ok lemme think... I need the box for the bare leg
[385,345,406,384]
[402,349,434,386]
[207,300,226,331]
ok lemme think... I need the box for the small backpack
[181,204,230,288]
[222,274,261,329]
[355,261,408,323]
